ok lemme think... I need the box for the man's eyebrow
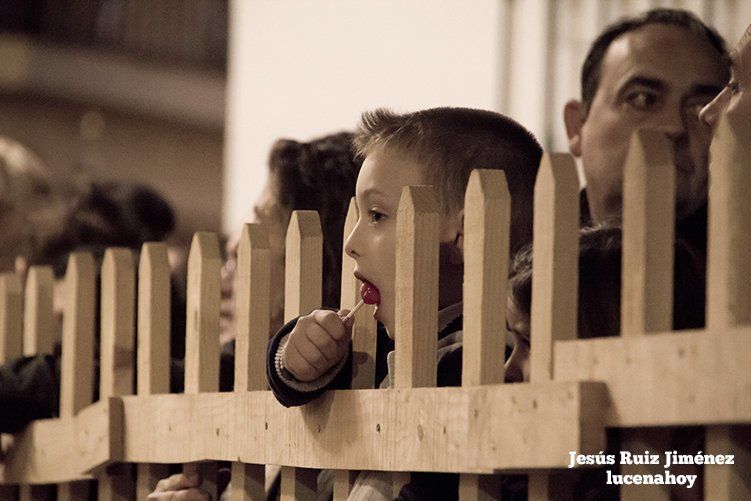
[619,76,666,92]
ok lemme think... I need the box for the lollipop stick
[341,299,365,323]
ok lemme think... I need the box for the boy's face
[344,147,427,335]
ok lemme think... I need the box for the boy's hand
[147,472,210,500]
[282,309,353,382]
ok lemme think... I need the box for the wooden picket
[231,224,270,500]
[281,210,323,501]
[136,243,171,498]
[704,113,751,500]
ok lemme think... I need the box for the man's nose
[657,104,688,138]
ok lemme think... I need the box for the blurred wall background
[0,0,748,239]
[0,0,227,243]
[224,0,751,232]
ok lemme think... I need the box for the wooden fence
[0,117,749,500]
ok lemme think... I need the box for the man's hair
[580,8,729,115]
[355,107,542,253]
[269,131,362,308]
[509,223,706,339]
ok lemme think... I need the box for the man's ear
[563,100,585,158]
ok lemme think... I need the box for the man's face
[343,147,426,335]
[565,24,727,223]
[700,25,751,126]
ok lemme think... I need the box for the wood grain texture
[59,252,96,418]
[137,243,171,396]
[555,327,751,426]
[185,232,221,394]
[22,266,54,357]
[98,248,136,500]
[530,154,579,383]
[395,186,439,389]
[462,170,509,387]
[619,129,675,501]
[621,129,675,337]
[232,224,270,499]
[282,210,323,499]
[284,210,322,323]
[108,382,605,473]
[705,113,751,501]
[136,243,171,499]
[234,223,270,393]
[2,398,122,484]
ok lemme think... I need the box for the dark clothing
[0,354,60,433]
[579,189,708,259]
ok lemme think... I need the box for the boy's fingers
[338,309,355,328]
[305,323,345,362]
[312,310,351,343]
[284,341,324,381]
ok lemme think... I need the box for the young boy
[265,107,541,499]
[268,107,542,402]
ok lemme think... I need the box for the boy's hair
[509,223,705,339]
[355,107,542,253]
[269,131,362,308]
[580,8,728,116]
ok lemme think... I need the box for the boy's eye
[368,209,385,224]
[729,80,741,95]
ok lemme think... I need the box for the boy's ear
[563,100,585,158]
[442,209,464,265]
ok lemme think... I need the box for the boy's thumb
[337,309,355,329]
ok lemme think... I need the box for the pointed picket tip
[139,242,170,271]
[64,252,96,294]
[240,223,270,254]
[189,232,222,265]
[287,210,323,241]
[398,185,439,217]
[466,169,510,203]
[103,248,135,277]
[535,153,579,198]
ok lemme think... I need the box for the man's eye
[626,91,658,110]
[368,210,385,223]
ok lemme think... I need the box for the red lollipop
[360,281,381,305]
[342,280,381,323]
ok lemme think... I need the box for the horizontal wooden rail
[1,399,122,485]
[555,326,751,427]
[0,382,605,484]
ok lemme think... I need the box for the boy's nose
[344,224,360,258]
